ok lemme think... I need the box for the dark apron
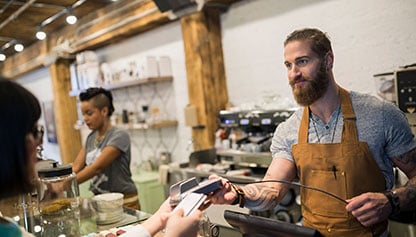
[292,87,387,236]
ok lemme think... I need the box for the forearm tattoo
[395,147,416,211]
[243,183,280,211]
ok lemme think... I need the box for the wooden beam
[181,9,229,150]
[0,0,242,79]
[69,0,172,52]
[0,40,48,79]
[48,59,82,164]
[0,0,241,157]
[0,0,173,79]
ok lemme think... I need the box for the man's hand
[208,174,237,205]
[346,192,391,227]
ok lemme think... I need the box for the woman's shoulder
[110,126,129,135]
[0,216,23,237]
[107,126,130,142]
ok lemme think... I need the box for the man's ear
[325,51,334,70]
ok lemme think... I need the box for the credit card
[173,192,207,216]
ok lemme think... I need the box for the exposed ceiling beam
[0,0,64,10]
[0,0,36,31]
[0,0,243,78]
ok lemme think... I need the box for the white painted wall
[222,0,416,107]
[93,22,192,169]
[16,0,416,167]
[17,67,61,163]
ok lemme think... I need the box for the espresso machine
[216,109,302,224]
[217,109,294,168]
[394,66,416,135]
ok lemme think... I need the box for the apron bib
[292,87,387,237]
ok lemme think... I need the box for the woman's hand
[140,199,173,235]
[164,208,202,237]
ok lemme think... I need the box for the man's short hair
[284,28,333,59]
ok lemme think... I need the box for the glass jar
[37,163,80,237]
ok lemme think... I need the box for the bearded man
[210,28,416,237]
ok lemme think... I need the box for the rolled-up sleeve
[270,109,301,162]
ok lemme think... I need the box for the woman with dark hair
[0,80,42,199]
[0,80,201,237]
[72,87,140,209]
[0,79,42,237]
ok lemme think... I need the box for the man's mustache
[290,76,307,87]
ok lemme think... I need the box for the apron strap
[298,106,309,144]
[339,87,359,144]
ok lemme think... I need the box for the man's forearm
[242,183,280,211]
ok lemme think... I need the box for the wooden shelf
[69,76,173,96]
[74,120,178,130]
[118,120,178,130]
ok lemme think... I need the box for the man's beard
[290,63,329,106]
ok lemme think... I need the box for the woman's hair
[79,87,115,117]
[284,28,333,60]
[0,79,41,198]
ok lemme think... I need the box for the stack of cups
[92,193,124,225]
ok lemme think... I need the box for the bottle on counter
[139,105,150,123]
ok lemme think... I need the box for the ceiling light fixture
[14,43,24,52]
[1,38,25,53]
[0,0,88,61]
[66,8,77,25]
[36,26,47,40]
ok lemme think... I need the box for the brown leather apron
[292,87,387,237]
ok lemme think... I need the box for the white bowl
[96,208,124,224]
[92,193,124,211]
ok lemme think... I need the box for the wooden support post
[49,59,82,164]
[181,9,229,150]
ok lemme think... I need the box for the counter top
[183,167,262,183]
[14,197,151,237]
[216,149,271,158]
[217,149,272,168]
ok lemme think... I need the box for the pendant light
[0,52,6,61]
[14,42,24,52]
[36,26,47,40]
[66,8,77,25]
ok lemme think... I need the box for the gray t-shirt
[271,91,416,189]
[85,126,137,194]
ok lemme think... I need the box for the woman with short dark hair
[72,87,140,209]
